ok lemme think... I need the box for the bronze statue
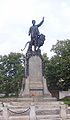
[21,17,45,55]
[21,18,45,76]
[28,17,45,51]
[28,17,44,40]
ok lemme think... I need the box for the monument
[0,18,69,120]
[19,17,51,97]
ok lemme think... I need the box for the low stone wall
[59,89,70,99]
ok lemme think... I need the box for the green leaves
[43,39,70,91]
[0,52,25,97]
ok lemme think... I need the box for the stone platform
[0,97,70,120]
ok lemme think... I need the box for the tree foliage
[0,52,25,97]
[43,39,70,90]
[51,39,70,90]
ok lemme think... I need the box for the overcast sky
[0,0,70,57]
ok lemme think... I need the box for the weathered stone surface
[29,55,42,83]
[9,116,29,120]
[0,100,70,120]
[19,55,52,97]
[20,77,29,97]
[60,102,67,119]
[29,103,36,120]
[3,106,9,120]
[43,77,52,97]
[29,55,43,96]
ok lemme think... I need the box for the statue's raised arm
[28,17,44,39]
[37,17,44,27]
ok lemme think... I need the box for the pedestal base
[19,55,53,98]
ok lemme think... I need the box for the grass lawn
[64,100,70,105]
[60,97,70,106]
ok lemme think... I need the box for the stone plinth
[29,55,43,96]
[29,56,42,83]
[19,55,52,97]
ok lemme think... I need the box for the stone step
[3,102,61,108]
[0,113,70,120]
[0,97,33,102]
[0,97,57,102]
[36,107,60,110]
[0,115,69,120]
[0,100,61,108]
[35,101,60,105]
[36,109,60,115]
[37,115,61,120]
[9,116,69,120]
[37,115,70,120]
[37,118,61,120]
[9,116,29,120]
[32,97,57,102]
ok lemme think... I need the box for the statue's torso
[30,25,39,38]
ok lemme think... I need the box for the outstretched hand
[42,17,44,21]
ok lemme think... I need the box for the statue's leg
[34,43,36,51]
[27,41,32,52]
[34,36,38,51]
[31,38,36,52]
[34,40,37,51]
[37,35,40,50]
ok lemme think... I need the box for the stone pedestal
[19,55,51,97]
[29,55,43,96]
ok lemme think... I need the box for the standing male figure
[28,17,44,51]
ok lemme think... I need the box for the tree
[42,53,49,78]
[42,54,60,90]
[0,52,25,97]
[50,39,70,90]
[42,39,70,91]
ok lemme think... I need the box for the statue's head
[32,20,36,25]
